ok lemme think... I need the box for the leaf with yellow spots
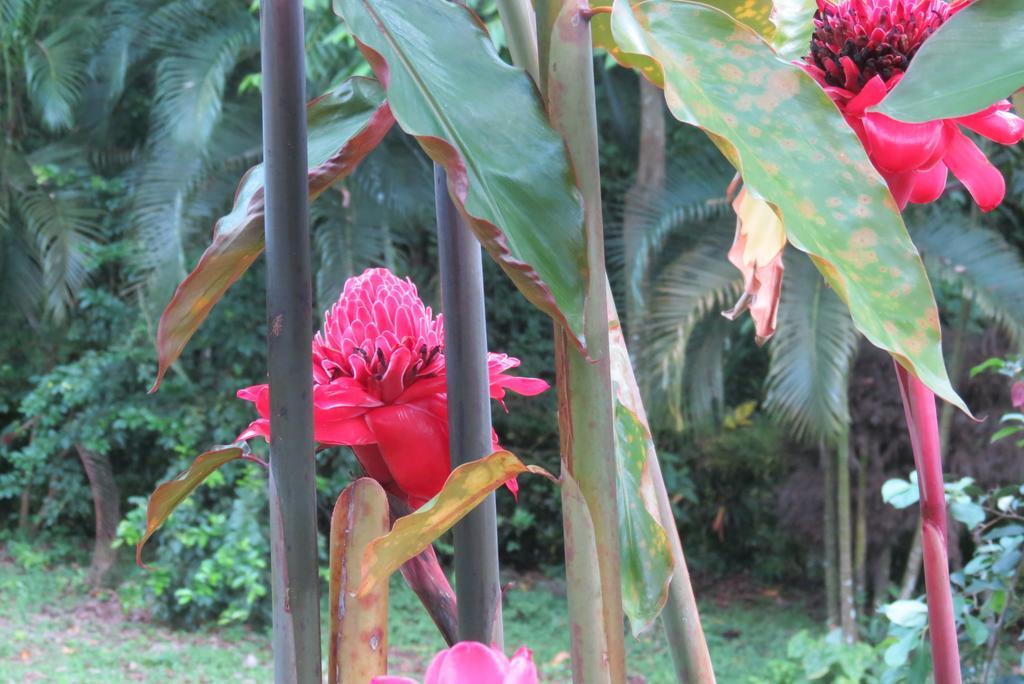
[608,296,673,636]
[591,0,776,84]
[608,0,968,412]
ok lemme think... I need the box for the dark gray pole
[260,2,321,682]
[434,166,504,646]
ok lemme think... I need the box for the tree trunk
[837,434,857,643]
[820,441,840,629]
[75,444,120,587]
[18,488,31,532]
[854,444,869,614]
[621,78,666,344]
[898,526,924,600]
[872,543,893,609]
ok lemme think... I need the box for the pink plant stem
[893,362,962,684]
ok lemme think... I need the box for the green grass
[0,556,819,683]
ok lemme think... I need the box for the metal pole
[434,166,504,646]
[261,2,322,682]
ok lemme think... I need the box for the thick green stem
[260,1,322,681]
[496,0,540,83]
[537,2,626,680]
[648,438,716,683]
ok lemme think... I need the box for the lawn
[0,553,820,683]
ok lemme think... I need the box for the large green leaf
[608,296,673,636]
[150,77,394,390]
[357,451,547,594]
[592,0,776,78]
[135,444,254,567]
[610,0,967,412]
[876,0,1024,122]
[333,0,588,347]
[328,478,389,684]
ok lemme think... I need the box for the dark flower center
[807,0,954,91]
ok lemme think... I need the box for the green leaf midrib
[354,0,515,249]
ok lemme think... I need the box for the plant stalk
[496,0,540,83]
[536,1,626,680]
[894,363,962,684]
[260,1,322,681]
[648,438,717,682]
[900,298,972,598]
[435,165,504,646]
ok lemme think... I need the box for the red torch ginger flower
[237,268,548,509]
[802,0,1024,211]
[371,642,538,684]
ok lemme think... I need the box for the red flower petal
[317,416,376,446]
[237,384,270,417]
[379,346,414,403]
[958,106,1024,145]
[507,647,539,684]
[943,128,1006,212]
[909,162,949,205]
[493,376,550,399]
[393,375,449,404]
[884,170,915,210]
[862,113,946,174]
[352,443,399,493]
[844,75,889,116]
[237,418,270,442]
[364,400,452,508]
[423,642,511,684]
[313,378,381,408]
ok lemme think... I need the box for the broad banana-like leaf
[334,0,588,347]
[876,0,1024,122]
[609,0,967,412]
[593,0,775,80]
[150,77,394,390]
[357,451,548,595]
[136,444,256,567]
[329,478,389,684]
[607,298,673,637]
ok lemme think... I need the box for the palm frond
[764,252,859,444]
[24,18,96,131]
[639,232,742,429]
[19,188,101,320]
[913,219,1024,344]
[149,8,256,148]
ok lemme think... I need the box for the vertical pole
[261,2,322,682]
[435,166,504,646]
